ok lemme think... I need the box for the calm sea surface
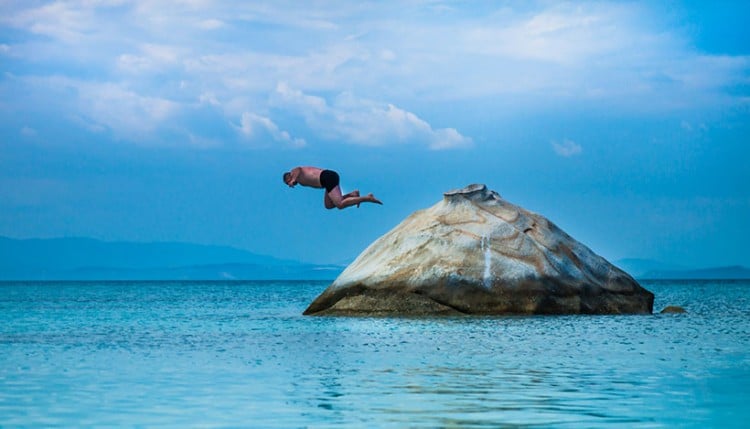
[1,280,748,428]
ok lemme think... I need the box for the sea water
[1,280,748,428]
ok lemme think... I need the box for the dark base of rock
[303,289,463,316]
[303,283,654,316]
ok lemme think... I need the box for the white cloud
[117,44,182,73]
[199,92,220,106]
[238,112,305,148]
[21,126,37,137]
[23,76,180,140]
[197,19,224,30]
[379,49,396,62]
[552,139,582,157]
[274,83,327,112]
[465,7,612,64]
[273,84,471,150]
[680,119,708,134]
[187,133,221,148]
[81,83,177,131]
[11,2,93,42]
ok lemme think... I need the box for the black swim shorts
[319,169,340,193]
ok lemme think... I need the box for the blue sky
[1,0,748,267]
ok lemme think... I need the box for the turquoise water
[1,280,748,427]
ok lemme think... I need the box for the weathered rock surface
[304,184,654,316]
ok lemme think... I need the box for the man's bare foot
[366,193,383,205]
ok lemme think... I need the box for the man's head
[283,171,294,187]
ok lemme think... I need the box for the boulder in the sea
[660,305,687,314]
[304,184,654,316]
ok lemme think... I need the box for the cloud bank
[238,112,305,148]
[1,1,748,148]
[273,83,471,149]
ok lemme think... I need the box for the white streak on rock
[481,235,492,288]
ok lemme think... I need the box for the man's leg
[324,189,359,209]
[328,186,382,209]
[324,192,335,209]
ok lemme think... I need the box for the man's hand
[286,167,301,187]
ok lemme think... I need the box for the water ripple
[1,280,748,427]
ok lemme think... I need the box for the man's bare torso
[292,166,324,188]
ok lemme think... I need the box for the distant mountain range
[614,258,750,280]
[1,237,747,281]
[0,236,344,280]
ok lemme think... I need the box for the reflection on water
[0,280,748,427]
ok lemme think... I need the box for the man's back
[291,166,323,188]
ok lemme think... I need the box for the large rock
[304,184,654,316]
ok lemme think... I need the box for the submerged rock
[304,184,654,316]
[660,306,687,314]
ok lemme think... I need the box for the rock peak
[443,183,498,203]
[304,185,653,316]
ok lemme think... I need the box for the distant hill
[0,236,343,280]
[642,265,750,280]
[613,258,686,278]
[615,258,750,280]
